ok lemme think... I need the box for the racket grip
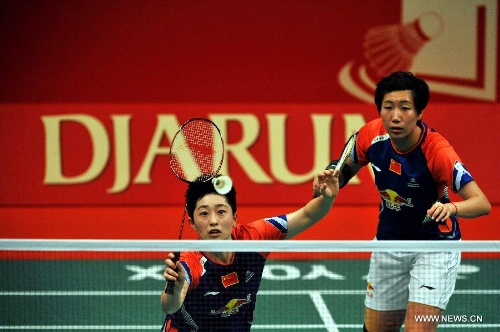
[165,252,180,294]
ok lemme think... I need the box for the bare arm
[454,181,491,217]
[161,252,189,314]
[286,169,339,239]
[426,181,491,222]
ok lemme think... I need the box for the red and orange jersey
[355,119,473,240]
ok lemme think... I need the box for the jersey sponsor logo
[419,284,436,290]
[203,291,220,296]
[379,189,413,211]
[407,178,420,188]
[244,270,254,282]
[371,134,390,145]
[221,271,239,288]
[366,281,375,298]
[389,159,402,175]
[210,294,252,317]
[200,256,207,276]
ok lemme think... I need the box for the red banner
[0,103,498,207]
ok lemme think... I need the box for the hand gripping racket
[165,118,225,294]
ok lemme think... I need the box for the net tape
[1,239,499,252]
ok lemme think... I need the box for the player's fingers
[165,255,179,269]
[165,256,172,265]
[166,260,183,274]
[317,168,333,176]
[313,170,336,197]
[325,169,335,180]
[432,203,450,222]
[317,170,327,180]
[312,176,319,187]
[317,169,335,183]
[176,262,186,280]
[427,204,439,221]
[163,266,178,281]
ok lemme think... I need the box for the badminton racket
[165,118,225,294]
[326,134,356,171]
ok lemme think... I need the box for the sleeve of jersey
[180,252,203,290]
[425,134,474,193]
[354,122,377,166]
[233,215,288,241]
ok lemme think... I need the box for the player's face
[190,193,236,241]
[380,90,422,151]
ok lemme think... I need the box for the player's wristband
[325,159,339,171]
[451,202,458,216]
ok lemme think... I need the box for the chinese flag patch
[221,272,239,288]
[389,159,402,175]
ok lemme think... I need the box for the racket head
[169,118,224,183]
[335,134,356,171]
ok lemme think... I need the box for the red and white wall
[1,1,498,240]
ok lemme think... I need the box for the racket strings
[170,119,224,183]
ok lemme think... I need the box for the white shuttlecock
[363,12,444,78]
[212,175,233,195]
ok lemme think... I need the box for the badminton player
[315,71,490,332]
[161,169,339,332]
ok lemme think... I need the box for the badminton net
[0,239,499,331]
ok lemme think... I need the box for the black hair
[374,71,430,114]
[185,174,237,220]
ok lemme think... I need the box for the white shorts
[364,251,461,311]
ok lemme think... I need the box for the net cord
[1,239,499,252]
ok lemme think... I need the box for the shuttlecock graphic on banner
[363,12,444,79]
[212,175,233,195]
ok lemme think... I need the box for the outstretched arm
[286,169,339,239]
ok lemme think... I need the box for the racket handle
[165,252,180,294]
